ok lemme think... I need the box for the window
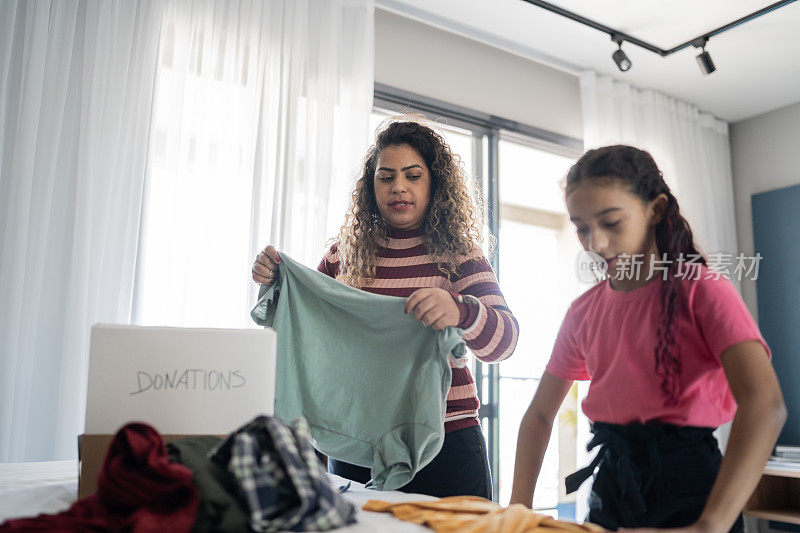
[496,138,582,511]
[371,85,585,512]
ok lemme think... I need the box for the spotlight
[611,35,631,72]
[696,47,716,75]
[692,37,716,75]
[612,46,631,71]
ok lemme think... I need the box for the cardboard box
[77,432,224,499]
[78,325,279,499]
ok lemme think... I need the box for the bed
[0,461,433,532]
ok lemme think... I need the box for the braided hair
[565,145,705,405]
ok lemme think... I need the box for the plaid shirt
[210,416,356,532]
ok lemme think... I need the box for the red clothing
[1,423,198,532]
[546,266,770,426]
[318,228,518,432]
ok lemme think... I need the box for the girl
[253,119,519,499]
[510,145,785,532]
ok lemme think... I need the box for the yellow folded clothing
[363,496,605,533]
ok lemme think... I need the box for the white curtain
[579,70,738,260]
[575,70,738,518]
[0,0,164,461]
[1,0,374,462]
[134,0,375,329]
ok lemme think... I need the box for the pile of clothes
[0,416,356,532]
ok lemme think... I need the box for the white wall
[731,101,800,320]
[374,9,582,140]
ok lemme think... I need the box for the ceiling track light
[693,38,716,75]
[520,0,798,76]
[611,34,631,72]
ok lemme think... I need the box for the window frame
[373,83,583,501]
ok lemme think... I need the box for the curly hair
[336,118,483,287]
[566,145,706,405]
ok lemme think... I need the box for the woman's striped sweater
[317,227,519,432]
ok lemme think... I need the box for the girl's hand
[404,288,460,331]
[252,245,281,286]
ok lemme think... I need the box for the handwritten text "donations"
[131,369,246,395]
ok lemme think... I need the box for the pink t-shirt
[546,266,770,427]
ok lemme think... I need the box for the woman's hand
[404,288,460,331]
[252,245,281,286]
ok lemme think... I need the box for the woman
[253,119,519,498]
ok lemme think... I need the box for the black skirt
[328,424,492,499]
[566,421,744,532]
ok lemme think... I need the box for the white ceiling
[378,0,800,122]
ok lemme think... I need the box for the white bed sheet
[0,461,434,532]
[0,461,79,521]
[325,474,434,532]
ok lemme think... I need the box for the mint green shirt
[252,254,466,490]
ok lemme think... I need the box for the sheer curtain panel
[134,0,375,329]
[0,0,164,461]
[1,0,375,462]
